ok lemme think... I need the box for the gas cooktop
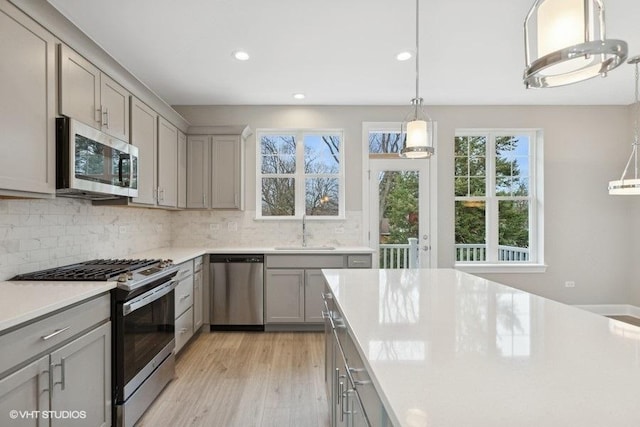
[11,259,161,281]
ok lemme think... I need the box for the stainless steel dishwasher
[209,254,264,330]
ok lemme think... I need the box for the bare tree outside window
[258,131,343,218]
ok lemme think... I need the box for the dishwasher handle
[209,254,264,263]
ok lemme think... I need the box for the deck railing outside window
[455,244,529,262]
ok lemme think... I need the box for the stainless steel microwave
[56,117,139,200]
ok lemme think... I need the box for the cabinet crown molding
[187,125,252,139]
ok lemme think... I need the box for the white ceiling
[48,0,640,106]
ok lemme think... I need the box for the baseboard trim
[574,304,640,317]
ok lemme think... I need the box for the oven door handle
[123,280,178,315]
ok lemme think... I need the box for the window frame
[255,128,345,220]
[454,129,546,273]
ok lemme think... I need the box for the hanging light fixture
[523,0,627,88]
[400,0,434,159]
[609,56,640,195]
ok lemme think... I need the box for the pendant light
[523,0,627,88]
[609,56,640,195]
[400,0,434,159]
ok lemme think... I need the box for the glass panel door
[369,159,431,268]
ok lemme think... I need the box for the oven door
[117,280,176,401]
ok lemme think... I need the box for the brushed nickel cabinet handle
[41,326,70,341]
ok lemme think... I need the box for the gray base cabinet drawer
[347,255,372,268]
[0,294,110,377]
[175,307,194,353]
[175,274,194,318]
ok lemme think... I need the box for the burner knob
[127,272,134,280]
[117,273,129,283]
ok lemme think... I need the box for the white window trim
[454,129,545,273]
[255,128,345,220]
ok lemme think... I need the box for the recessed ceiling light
[292,93,306,100]
[396,51,413,61]
[233,50,250,61]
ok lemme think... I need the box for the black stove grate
[11,259,159,281]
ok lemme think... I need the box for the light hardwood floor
[137,331,330,427]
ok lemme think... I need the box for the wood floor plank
[137,331,329,427]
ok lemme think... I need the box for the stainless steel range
[13,258,180,427]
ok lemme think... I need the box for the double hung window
[257,130,344,218]
[454,130,543,271]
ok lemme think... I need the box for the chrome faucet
[302,213,307,247]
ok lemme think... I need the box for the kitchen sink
[274,246,336,250]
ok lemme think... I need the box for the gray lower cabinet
[174,260,194,354]
[265,269,305,323]
[174,257,204,353]
[0,0,56,197]
[324,289,391,427]
[0,294,111,427]
[193,257,204,331]
[304,270,328,322]
[0,355,50,426]
[49,323,111,427]
[265,254,372,328]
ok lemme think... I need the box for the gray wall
[175,104,639,306]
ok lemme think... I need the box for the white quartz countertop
[322,268,640,427]
[0,280,116,333]
[130,246,374,264]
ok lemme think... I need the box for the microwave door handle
[118,154,130,186]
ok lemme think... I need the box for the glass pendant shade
[523,0,627,88]
[401,99,434,158]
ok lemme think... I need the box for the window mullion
[487,133,499,263]
[296,132,305,217]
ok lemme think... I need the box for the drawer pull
[353,380,371,386]
[180,328,188,334]
[180,293,191,301]
[41,326,70,341]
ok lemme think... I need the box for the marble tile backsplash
[0,198,365,281]
[171,210,363,248]
[0,199,171,281]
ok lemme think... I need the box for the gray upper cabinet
[177,130,187,209]
[59,44,130,142]
[186,135,209,208]
[0,0,56,197]
[211,135,242,209]
[130,97,158,205]
[185,127,248,210]
[99,74,130,143]
[157,117,178,208]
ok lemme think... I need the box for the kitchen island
[322,268,640,427]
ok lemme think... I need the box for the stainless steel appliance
[209,254,264,330]
[56,117,139,200]
[12,258,179,427]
